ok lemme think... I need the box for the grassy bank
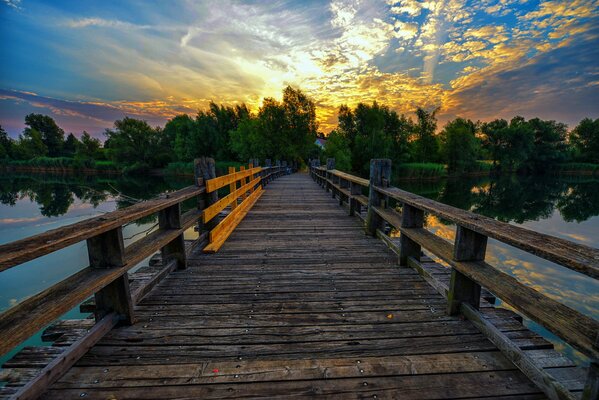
[1,157,120,174]
[164,161,245,176]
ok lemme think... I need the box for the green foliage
[439,118,480,174]
[24,113,65,157]
[0,125,13,160]
[229,86,318,163]
[77,131,102,160]
[104,117,172,168]
[15,128,48,159]
[481,116,534,172]
[570,118,599,163]
[335,102,412,176]
[524,118,568,173]
[413,108,439,163]
[324,130,351,171]
[63,133,80,157]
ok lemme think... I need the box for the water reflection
[397,175,599,225]
[0,173,192,220]
[397,175,599,364]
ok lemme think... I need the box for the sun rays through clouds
[1,0,598,137]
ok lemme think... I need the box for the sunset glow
[1,0,598,137]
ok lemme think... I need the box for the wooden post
[365,159,391,236]
[195,157,218,233]
[399,204,424,266]
[326,158,335,195]
[158,203,187,269]
[87,227,134,324]
[339,177,348,206]
[349,182,362,216]
[583,362,599,400]
[248,162,254,195]
[228,166,238,209]
[447,226,487,315]
[583,335,599,400]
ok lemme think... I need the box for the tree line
[1,85,597,176]
[0,86,318,173]
[324,103,599,176]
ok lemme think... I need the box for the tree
[164,115,198,161]
[481,117,533,171]
[63,133,80,158]
[14,128,48,159]
[413,107,439,162]
[24,114,64,157]
[104,117,170,169]
[324,130,351,171]
[0,125,13,159]
[439,118,480,174]
[524,118,568,172]
[77,131,101,160]
[570,118,599,163]
[481,119,508,169]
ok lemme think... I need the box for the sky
[1,0,598,138]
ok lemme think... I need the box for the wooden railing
[310,158,599,400]
[0,157,285,399]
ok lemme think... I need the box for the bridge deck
[43,173,546,399]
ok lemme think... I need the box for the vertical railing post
[447,226,487,315]
[583,361,599,400]
[326,158,335,195]
[229,166,238,209]
[265,159,272,185]
[349,182,361,216]
[365,159,391,236]
[158,203,187,269]
[195,157,218,234]
[339,177,348,206]
[399,204,424,266]
[87,227,134,324]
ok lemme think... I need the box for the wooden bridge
[0,158,597,399]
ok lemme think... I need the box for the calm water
[0,172,597,367]
[396,175,599,363]
[0,173,193,367]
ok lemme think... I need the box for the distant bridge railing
[0,157,286,399]
[310,158,598,400]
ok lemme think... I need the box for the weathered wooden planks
[36,172,556,399]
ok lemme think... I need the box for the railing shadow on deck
[310,157,598,400]
[0,157,288,400]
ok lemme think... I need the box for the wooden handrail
[0,158,287,360]
[374,185,599,279]
[0,185,204,272]
[309,162,599,383]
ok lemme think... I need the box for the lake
[0,172,597,368]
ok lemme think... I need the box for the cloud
[65,18,152,30]
[2,0,21,9]
[2,0,599,136]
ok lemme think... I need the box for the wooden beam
[87,227,134,325]
[8,313,119,400]
[461,303,576,400]
[447,226,487,315]
[396,226,599,360]
[228,166,238,210]
[202,177,261,223]
[158,203,186,270]
[0,185,203,272]
[375,185,599,279]
[205,166,261,193]
[399,204,423,266]
[366,159,392,236]
[204,188,264,253]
